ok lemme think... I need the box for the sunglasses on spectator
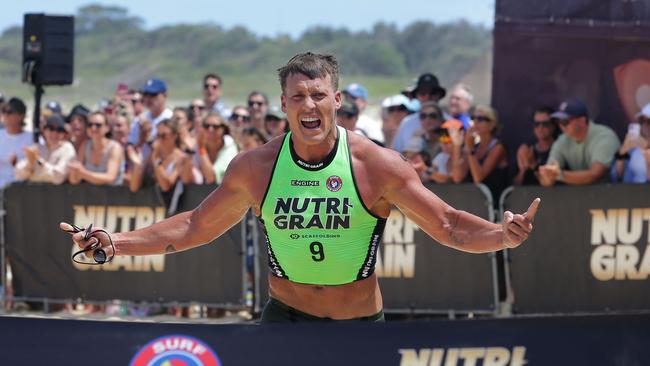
[439,135,452,143]
[248,101,265,108]
[204,83,220,90]
[143,92,159,97]
[87,122,105,129]
[191,104,206,110]
[156,132,172,139]
[230,113,250,122]
[637,116,650,125]
[472,115,492,123]
[131,99,142,105]
[534,120,553,128]
[203,123,223,130]
[45,125,66,133]
[387,105,407,113]
[419,112,441,120]
[557,118,573,127]
[1,109,16,115]
[416,91,437,98]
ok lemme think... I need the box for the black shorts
[260,297,385,323]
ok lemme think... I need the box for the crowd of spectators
[1,70,649,207]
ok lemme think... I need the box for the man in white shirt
[203,73,231,119]
[15,114,76,184]
[0,98,33,187]
[342,83,384,144]
[128,78,173,146]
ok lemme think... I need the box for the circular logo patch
[326,175,342,192]
[129,334,222,366]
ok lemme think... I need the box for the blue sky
[1,0,494,37]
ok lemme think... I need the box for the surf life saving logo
[326,175,342,192]
[129,334,222,366]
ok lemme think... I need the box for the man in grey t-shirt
[539,98,620,186]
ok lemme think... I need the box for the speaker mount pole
[32,83,44,143]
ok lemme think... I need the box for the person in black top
[513,106,558,185]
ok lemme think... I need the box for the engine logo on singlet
[326,175,342,192]
[129,334,222,366]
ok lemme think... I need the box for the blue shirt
[611,147,648,183]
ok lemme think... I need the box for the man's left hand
[502,198,540,248]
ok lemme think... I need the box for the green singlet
[259,126,387,285]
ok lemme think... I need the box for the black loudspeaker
[22,13,74,86]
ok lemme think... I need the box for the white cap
[637,103,650,119]
[382,94,411,109]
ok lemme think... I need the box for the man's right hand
[59,222,115,258]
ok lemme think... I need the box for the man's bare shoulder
[222,135,284,191]
[348,132,411,177]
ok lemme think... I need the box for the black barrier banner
[5,183,244,305]
[504,185,650,313]
[492,17,650,164]
[1,313,649,365]
[257,184,497,312]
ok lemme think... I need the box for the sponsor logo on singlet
[326,175,342,192]
[291,179,320,186]
[273,197,352,230]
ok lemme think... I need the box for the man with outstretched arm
[62,52,540,323]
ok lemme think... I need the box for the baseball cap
[4,97,27,115]
[45,101,62,114]
[143,78,167,94]
[382,94,412,110]
[338,100,359,116]
[414,73,446,99]
[342,83,368,101]
[266,106,286,120]
[636,103,650,119]
[551,98,589,120]
[45,114,66,130]
[67,104,90,122]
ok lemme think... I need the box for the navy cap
[45,114,66,129]
[343,83,368,101]
[67,104,90,122]
[551,98,589,120]
[5,97,26,115]
[143,78,167,94]
[45,101,62,114]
